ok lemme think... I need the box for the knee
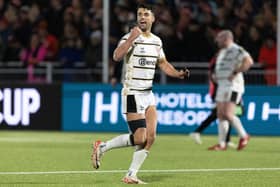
[224,112,233,121]
[218,109,231,121]
[133,133,147,145]
[217,111,224,120]
[146,132,156,145]
[148,132,156,141]
[128,119,147,145]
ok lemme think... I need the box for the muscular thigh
[217,102,236,119]
[215,88,242,104]
[122,92,156,115]
[126,113,146,144]
[217,102,224,118]
[122,94,146,135]
[126,113,145,121]
[123,93,157,139]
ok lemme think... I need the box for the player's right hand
[128,26,142,41]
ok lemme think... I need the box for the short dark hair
[137,4,154,12]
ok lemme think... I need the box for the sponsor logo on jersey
[138,58,156,66]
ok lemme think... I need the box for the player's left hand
[178,68,190,79]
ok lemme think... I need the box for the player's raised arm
[158,58,190,79]
[113,27,142,62]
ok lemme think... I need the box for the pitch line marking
[0,168,280,175]
[0,137,88,143]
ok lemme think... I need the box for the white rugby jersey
[215,43,250,93]
[118,32,165,95]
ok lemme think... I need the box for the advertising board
[0,84,61,130]
[63,84,280,135]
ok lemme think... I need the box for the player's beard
[139,24,149,32]
[140,27,147,32]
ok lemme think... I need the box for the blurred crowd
[0,0,277,84]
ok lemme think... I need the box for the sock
[195,108,217,133]
[126,149,149,177]
[218,119,229,147]
[101,134,133,153]
[135,144,144,151]
[225,125,232,143]
[230,115,247,138]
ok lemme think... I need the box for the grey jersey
[215,43,250,93]
[118,33,165,95]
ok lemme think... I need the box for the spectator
[37,20,59,61]
[46,0,64,38]
[63,6,75,25]
[1,3,22,63]
[84,30,102,81]
[28,3,42,27]
[0,0,276,84]
[242,26,262,62]
[15,5,32,47]
[84,0,103,38]
[70,0,85,36]
[113,0,135,34]
[2,34,21,62]
[153,1,178,61]
[20,32,47,82]
[258,36,277,85]
[0,0,6,15]
[59,22,84,81]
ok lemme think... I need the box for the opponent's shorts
[215,88,242,104]
[122,92,156,114]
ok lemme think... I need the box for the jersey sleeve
[158,39,166,60]
[237,47,250,62]
[117,33,133,52]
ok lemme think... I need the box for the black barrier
[0,83,61,130]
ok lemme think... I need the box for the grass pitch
[0,131,279,187]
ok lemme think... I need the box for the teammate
[208,30,253,151]
[190,54,244,148]
[91,4,189,184]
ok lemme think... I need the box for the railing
[0,61,274,85]
[157,62,268,85]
